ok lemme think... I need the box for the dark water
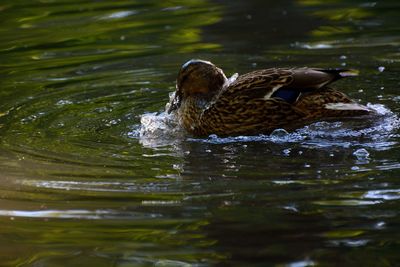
[1,0,400,266]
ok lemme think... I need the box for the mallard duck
[167,59,372,136]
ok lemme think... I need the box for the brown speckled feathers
[168,60,372,136]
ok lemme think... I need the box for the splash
[136,103,399,150]
[294,104,400,150]
[138,112,184,148]
[137,91,186,148]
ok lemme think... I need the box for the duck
[167,59,372,136]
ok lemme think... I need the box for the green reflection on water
[0,0,222,165]
[0,0,400,266]
[0,2,225,264]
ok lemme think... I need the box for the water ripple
[101,11,138,20]
[138,104,400,150]
[22,180,177,193]
[363,189,400,200]
[0,209,161,220]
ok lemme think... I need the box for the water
[1,0,400,266]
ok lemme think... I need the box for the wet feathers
[168,59,371,136]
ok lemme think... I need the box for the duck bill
[167,92,181,114]
[167,101,179,113]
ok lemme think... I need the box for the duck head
[167,59,227,113]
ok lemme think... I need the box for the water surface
[1,0,400,266]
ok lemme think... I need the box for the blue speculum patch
[271,88,301,103]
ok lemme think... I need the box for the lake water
[1,0,400,266]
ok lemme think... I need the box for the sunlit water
[1,0,400,266]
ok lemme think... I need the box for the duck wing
[220,67,357,104]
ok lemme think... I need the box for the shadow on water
[1,0,400,266]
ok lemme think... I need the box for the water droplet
[283,148,291,156]
[21,114,37,124]
[270,128,289,137]
[375,221,386,229]
[172,164,181,170]
[103,10,137,20]
[283,205,298,212]
[56,99,73,106]
[287,259,315,267]
[209,134,218,139]
[353,148,369,160]
[105,119,120,127]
